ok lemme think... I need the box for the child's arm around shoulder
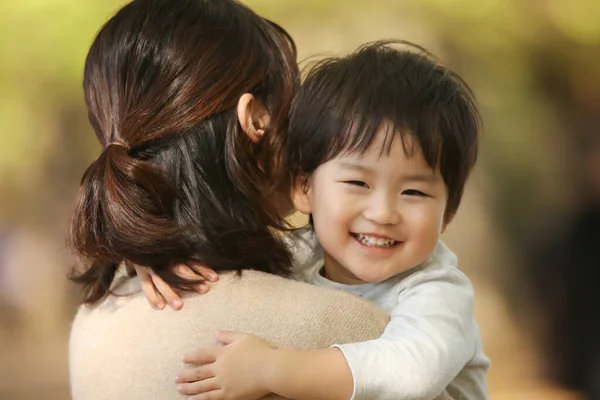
[337,263,479,399]
[175,265,477,400]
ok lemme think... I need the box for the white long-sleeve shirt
[289,227,490,400]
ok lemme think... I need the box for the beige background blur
[1,0,599,399]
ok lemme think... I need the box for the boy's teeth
[356,234,396,247]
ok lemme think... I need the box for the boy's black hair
[287,40,481,223]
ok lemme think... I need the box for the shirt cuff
[331,344,359,400]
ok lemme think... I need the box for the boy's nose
[363,194,401,225]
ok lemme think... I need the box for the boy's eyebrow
[403,172,438,183]
[337,161,373,172]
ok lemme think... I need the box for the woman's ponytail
[69,143,189,303]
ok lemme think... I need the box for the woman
[68,0,389,398]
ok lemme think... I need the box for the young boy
[173,41,489,399]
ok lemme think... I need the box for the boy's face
[293,129,448,285]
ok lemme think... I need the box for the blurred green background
[1,0,599,398]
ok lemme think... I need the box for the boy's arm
[177,269,477,400]
[267,351,457,400]
[271,269,477,400]
[337,268,479,400]
[265,347,353,400]
[177,332,354,400]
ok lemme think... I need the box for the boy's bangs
[327,93,444,170]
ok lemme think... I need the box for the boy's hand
[133,263,219,311]
[175,331,273,400]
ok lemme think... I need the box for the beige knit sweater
[70,270,392,400]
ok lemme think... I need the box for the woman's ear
[290,177,312,215]
[237,93,270,143]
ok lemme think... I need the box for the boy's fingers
[173,265,214,295]
[176,365,215,383]
[174,263,219,283]
[196,283,210,294]
[195,265,219,282]
[183,348,219,364]
[150,272,182,310]
[176,377,220,395]
[173,264,201,280]
[135,265,165,310]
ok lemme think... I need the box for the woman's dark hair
[288,41,481,223]
[69,0,300,304]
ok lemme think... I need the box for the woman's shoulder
[226,269,383,309]
[69,270,389,399]
[71,269,388,346]
[220,270,390,334]
[72,269,386,321]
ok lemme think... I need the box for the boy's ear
[290,177,312,215]
[237,93,270,143]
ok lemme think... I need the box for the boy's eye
[403,189,427,197]
[345,180,369,188]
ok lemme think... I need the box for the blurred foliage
[0,0,126,227]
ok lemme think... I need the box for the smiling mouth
[352,233,398,248]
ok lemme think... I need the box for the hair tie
[106,141,129,150]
